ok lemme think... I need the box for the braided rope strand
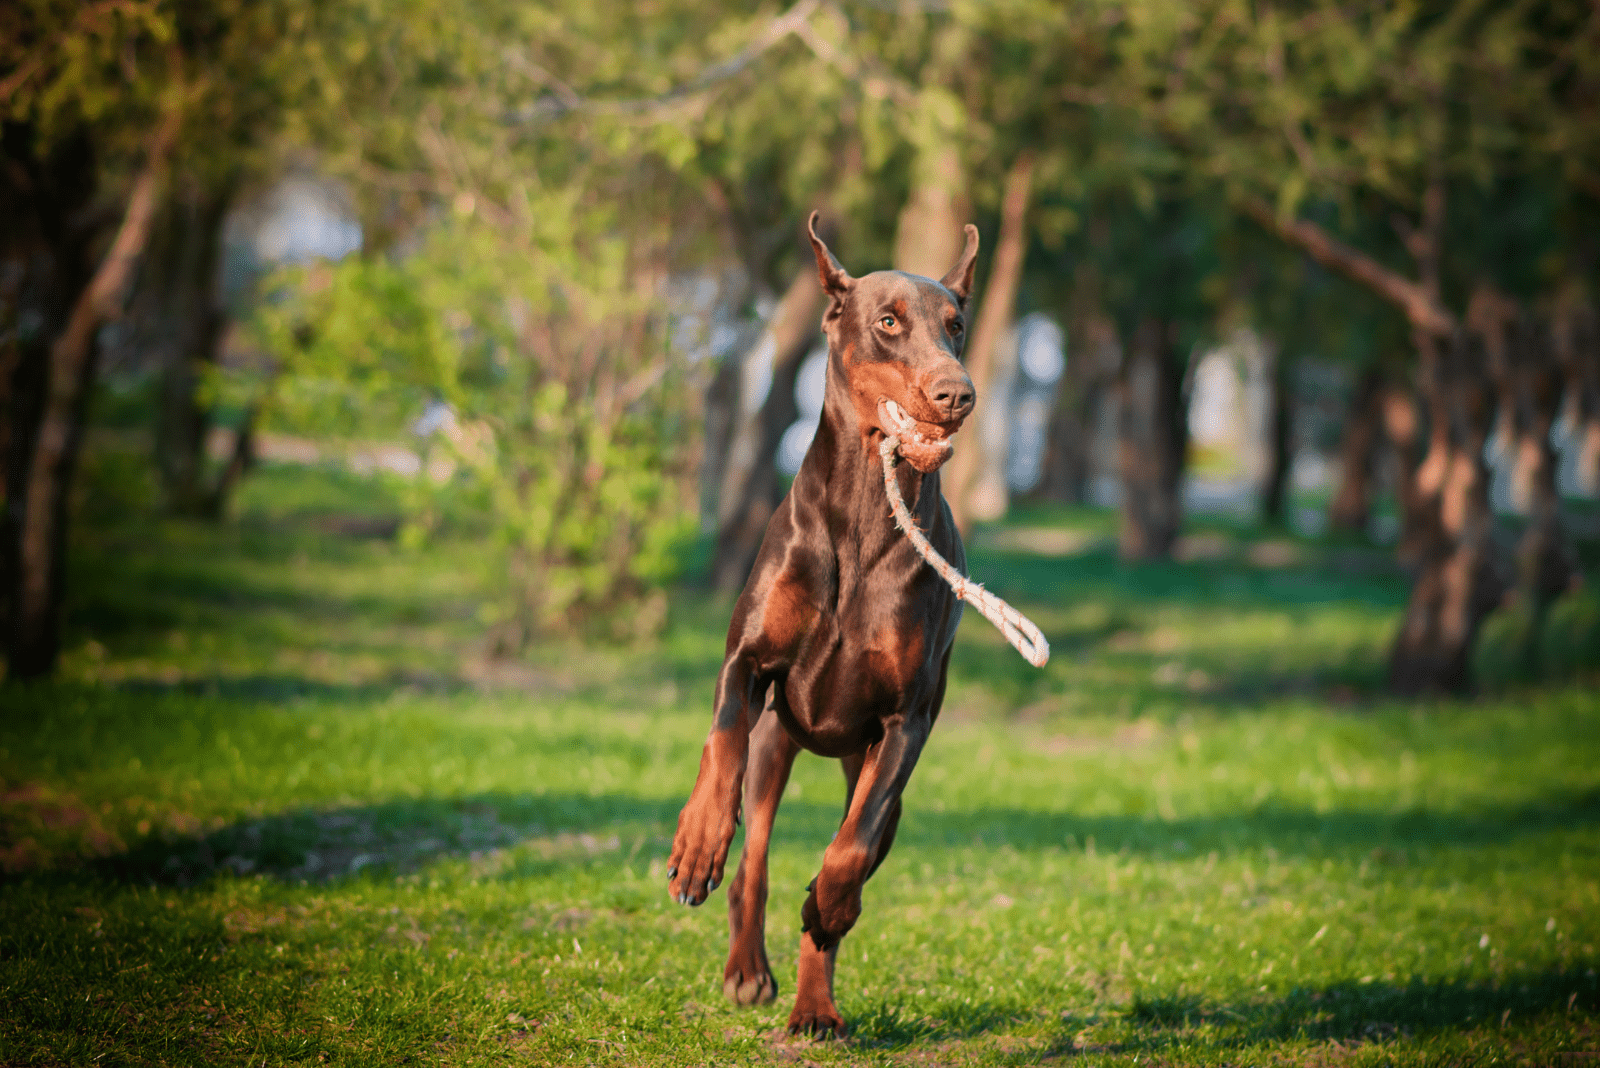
[879,436,1050,668]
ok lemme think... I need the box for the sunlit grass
[3,459,1597,1064]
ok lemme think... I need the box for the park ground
[2,450,1599,1066]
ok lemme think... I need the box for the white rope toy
[879,435,1050,668]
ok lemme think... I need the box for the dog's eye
[950,321,964,335]
[879,315,897,330]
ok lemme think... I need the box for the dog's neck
[798,354,943,558]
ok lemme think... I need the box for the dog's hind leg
[723,699,798,1005]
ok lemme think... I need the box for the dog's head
[808,211,978,474]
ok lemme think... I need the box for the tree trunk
[1387,331,1511,695]
[944,153,1033,532]
[1037,265,1118,504]
[1117,319,1187,561]
[700,332,747,533]
[1036,374,1102,505]
[153,183,234,517]
[1507,314,1577,670]
[3,119,173,680]
[1468,285,1577,671]
[205,407,257,519]
[3,125,100,680]
[893,141,969,280]
[1553,293,1600,497]
[1328,365,1383,534]
[1246,185,1529,693]
[1259,345,1294,526]
[710,264,825,593]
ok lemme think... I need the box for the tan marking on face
[845,359,918,435]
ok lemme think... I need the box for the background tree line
[3,0,1596,694]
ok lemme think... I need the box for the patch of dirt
[311,514,401,539]
[1175,533,1234,562]
[1040,719,1161,756]
[460,657,575,694]
[0,782,126,873]
[1248,540,1303,568]
[764,1026,843,1063]
[525,907,591,933]
[976,527,1111,557]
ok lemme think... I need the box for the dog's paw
[723,965,778,1005]
[667,782,739,906]
[787,1000,846,1039]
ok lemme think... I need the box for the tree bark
[1037,264,1118,504]
[1241,198,1455,336]
[1378,381,1432,565]
[1328,365,1383,534]
[206,407,257,519]
[3,117,174,680]
[2,125,96,671]
[152,183,235,517]
[1259,344,1294,526]
[1553,293,1600,497]
[893,141,970,280]
[1467,285,1578,671]
[1244,184,1526,694]
[699,330,747,533]
[1505,313,1577,669]
[1117,319,1187,561]
[1387,331,1511,695]
[944,153,1033,532]
[1035,364,1103,505]
[710,263,825,593]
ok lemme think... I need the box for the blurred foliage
[248,207,699,644]
[10,0,1596,649]
[1106,0,1598,295]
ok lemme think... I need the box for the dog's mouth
[878,398,960,473]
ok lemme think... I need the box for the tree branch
[1241,198,1456,336]
[790,4,916,104]
[508,0,822,123]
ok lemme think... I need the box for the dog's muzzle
[879,398,958,473]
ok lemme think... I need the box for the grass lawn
[2,458,1598,1065]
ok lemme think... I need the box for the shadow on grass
[1099,967,1595,1056]
[37,784,1597,889]
[841,968,1598,1052]
[105,672,480,703]
[960,542,1410,619]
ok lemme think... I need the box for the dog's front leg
[790,713,930,1036]
[668,655,763,906]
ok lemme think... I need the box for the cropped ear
[939,223,980,307]
[807,211,853,301]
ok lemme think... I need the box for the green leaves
[248,201,697,643]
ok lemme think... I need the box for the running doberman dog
[668,212,979,1037]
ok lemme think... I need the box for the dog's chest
[758,571,956,755]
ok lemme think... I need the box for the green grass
[3,458,1599,1065]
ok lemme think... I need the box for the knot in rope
[879,435,1050,668]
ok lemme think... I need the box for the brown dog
[668,212,978,1036]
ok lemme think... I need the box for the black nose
[930,375,976,418]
